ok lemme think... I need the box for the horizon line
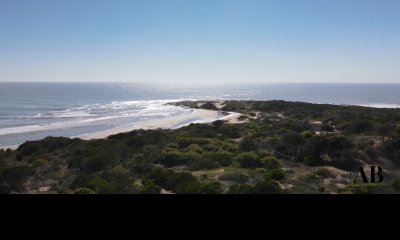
[0,81,399,84]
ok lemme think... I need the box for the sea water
[1,82,400,147]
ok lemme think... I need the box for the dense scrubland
[1,100,400,194]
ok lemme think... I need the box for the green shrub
[159,149,188,167]
[253,180,282,194]
[267,169,285,181]
[218,172,249,184]
[139,179,161,194]
[300,130,313,138]
[0,165,34,193]
[199,181,223,194]
[315,168,334,178]
[239,137,257,151]
[73,188,96,194]
[235,152,262,168]
[261,156,280,170]
[201,102,217,110]
[86,176,115,194]
[228,184,253,194]
[32,159,48,168]
[203,151,232,167]
[186,144,204,154]
[392,180,400,191]
[188,158,220,171]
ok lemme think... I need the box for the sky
[0,0,400,83]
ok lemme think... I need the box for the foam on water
[0,100,189,136]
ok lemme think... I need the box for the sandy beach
[80,109,242,140]
[0,107,242,150]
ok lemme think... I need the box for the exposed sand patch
[214,100,226,110]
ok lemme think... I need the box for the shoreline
[0,108,243,150]
[80,109,241,140]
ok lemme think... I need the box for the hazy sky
[1,0,400,83]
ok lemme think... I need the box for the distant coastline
[2,98,400,151]
[2,82,400,148]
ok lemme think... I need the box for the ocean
[1,82,400,147]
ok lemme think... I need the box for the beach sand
[80,109,241,140]
[0,108,243,150]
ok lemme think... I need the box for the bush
[139,179,161,194]
[261,156,280,170]
[218,172,249,184]
[0,165,34,193]
[235,152,263,168]
[348,119,373,134]
[186,144,204,154]
[267,169,285,181]
[321,124,334,132]
[80,154,113,173]
[32,159,48,168]
[127,154,153,173]
[159,149,188,167]
[86,176,115,194]
[202,151,232,167]
[199,181,223,194]
[73,188,96,194]
[218,125,241,138]
[315,168,334,178]
[228,184,254,194]
[253,180,282,194]
[201,102,217,110]
[188,158,220,171]
[239,137,257,151]
[392,180,400,191]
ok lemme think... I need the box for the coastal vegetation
[1,100,400,194]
